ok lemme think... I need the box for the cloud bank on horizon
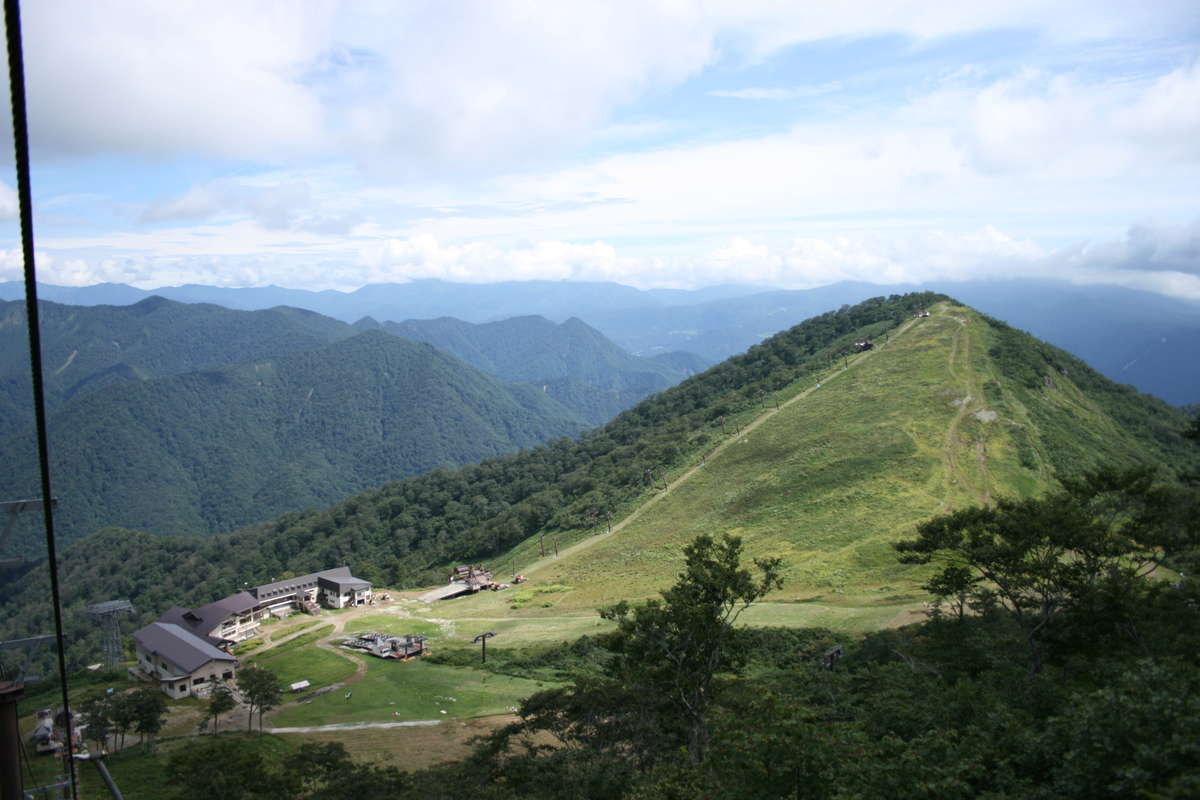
[1,0,1198,298]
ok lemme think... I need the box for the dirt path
[527,315,924,575]
[267,719,442,733]
[938,310,990,508]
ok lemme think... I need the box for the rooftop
[133,622,236,674]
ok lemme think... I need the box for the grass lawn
[343,615,442,638]
[253,645,357,690]
[269,619,322,641]
[249,624,334,661]
[271,659,549,727]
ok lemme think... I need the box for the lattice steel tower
[87,600,133,671]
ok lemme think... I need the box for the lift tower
[87,600,133,671]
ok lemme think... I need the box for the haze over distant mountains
[4,278,1196,405]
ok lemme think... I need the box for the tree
[1184,413,1200,444]
[130,686,167,748]
[895,467,1192,674]
[600,534,783,763]
[166,734,291,800]
[109,691,137,750]
[513,534,783,773]
[238,665,281,732]
[207,682,236,734]
[79,694,114,753]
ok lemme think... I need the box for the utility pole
[473,632,496,664]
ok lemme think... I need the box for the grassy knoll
[271,660,548,727]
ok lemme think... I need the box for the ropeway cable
[3,0,80,797]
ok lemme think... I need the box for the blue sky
[1,1,1199,298]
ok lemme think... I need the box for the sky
[1,1,1199,298]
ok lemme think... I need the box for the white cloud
[961,63,1200,176]
[139,180,361,234]
[13,221,1200,304]
[709,82,842,100]
[15,1,1198,168]
[1054,218,1200,276]
[22,1,332,160]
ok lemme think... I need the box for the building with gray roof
[132,622,237,698]
[157,590,265,646]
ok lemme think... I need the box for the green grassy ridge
[516,303,1197,621]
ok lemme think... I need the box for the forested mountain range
[0,330,587,552]
[376,315,704,424]
[7,277,1197,404]
[2,292,1195,674]
[0,296,697,437]
[0,296,353,439]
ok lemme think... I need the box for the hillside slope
[381,315,703,424]
[3,293,1195,669]
[511,300,1192,627]
[0,330,587,550]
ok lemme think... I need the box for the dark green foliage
[598,534,783,762]
[238,665,282,733]
[164,735,413,800]
[130,686,168,745]
[896,466,1194,673]
[0,296,352,439]
[479,532,782,777]
[0,329,587,551]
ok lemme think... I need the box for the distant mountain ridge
[0,296,353,438]
[0,297,695,439]
[0,329,588,552]
[376,315,705,424]
[7,277,1196,404]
